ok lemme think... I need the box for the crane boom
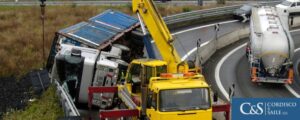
[132,0,184,73]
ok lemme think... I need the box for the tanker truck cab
[276,0,300,15]
[146,74,212,120]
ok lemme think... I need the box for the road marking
[295,47,300,52]
[215,43,300,99]
[285,85,300,98]
[178,25,300,100]
[284,48,300,98]
[181,41,210,61]
[215,43,247,101]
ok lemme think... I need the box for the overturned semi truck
[47,9,147,109]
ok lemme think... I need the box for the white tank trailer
[247,6,294,84]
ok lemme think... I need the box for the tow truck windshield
[159,88,210,112]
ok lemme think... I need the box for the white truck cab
[52,44,129,108]
[276,0,300,13]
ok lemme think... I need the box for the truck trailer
[247,6,294,84]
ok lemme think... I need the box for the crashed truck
[47,9,148,109]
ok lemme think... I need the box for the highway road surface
[204,29,300,101]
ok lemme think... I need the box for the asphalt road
[204,29,300,101]
[151,20,245,61]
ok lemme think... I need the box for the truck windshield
[156,65,167,76]
[281,1,292,6]
[159,88,210,112]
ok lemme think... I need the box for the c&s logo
[233,98,300,120]
[239,102,264,115]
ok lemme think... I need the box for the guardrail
[164,5,240,25]
[163,1,281,27]
[54,79,80,117]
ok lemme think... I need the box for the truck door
[126,63,142,93]
[146,91,159,120]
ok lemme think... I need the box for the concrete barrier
[197,26,250,64]
[198,40,217,64]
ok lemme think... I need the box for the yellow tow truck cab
[146,76,212,120]
[125,59,212,120]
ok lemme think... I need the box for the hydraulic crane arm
[132,0,186,73]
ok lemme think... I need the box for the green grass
[3,85,64,120]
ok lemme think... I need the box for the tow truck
[49,0,231,119]
[88,0,231,120]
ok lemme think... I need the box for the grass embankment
[0,4,219,120]
[3,85,64,120]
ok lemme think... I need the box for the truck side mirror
[213,92,218,102]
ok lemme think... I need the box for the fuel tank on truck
[250,6,294,75]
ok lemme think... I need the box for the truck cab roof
[149,74,209,92]
[131,59,167,67]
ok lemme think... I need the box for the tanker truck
[246,6,294,84]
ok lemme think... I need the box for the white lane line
[295,47,300,52]
[285,85,300,98]
[285,48,300,98]
[177,24,300,99]
[215,43,247,101]
[215,43,300,99]
[181,41,210,61]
